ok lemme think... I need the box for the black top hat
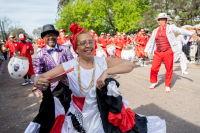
[41,24,59,38]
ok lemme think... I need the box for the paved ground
[0,45,200,133]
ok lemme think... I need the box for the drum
[96,47,107,57]
[8,56,29,79]
[106,44,116,56]
[121,45,135,62]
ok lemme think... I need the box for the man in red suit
[144,13,199,92]
[106,34,112,45]
[137,29,148,66]
[15,33,34,86]
[99,32,108,56]
[114,33,124,58]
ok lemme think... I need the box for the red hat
[59,29,66,33]
[89,30,95,33]
[69,23,86,54]
[19,33,26,40]
[140,29,145,32]
[8,35,15,40]
[116,33,121,36]
[107,34,110,36]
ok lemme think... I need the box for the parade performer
[58,29,78,58]
[134,32,140,60]
[34,24,74,100]
[144,13,199,92]
[99,32,108,56]
[1,44,7,60]
[4,35,16,58]
[36,38,46,52]
[137,29,148,66]
[122,33,126,45]
[126,36,131,46]
[15,33,34,86]
[106,34,112,45]
[89,30,97,56]
[25,23,166,133]
[174,34,190,75]
[114,33,124,59]
[57,29,69,45]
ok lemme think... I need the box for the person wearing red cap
[4,35,17,58]
[57,29,69,45]
[126,36,131,46]
[114,33,124,58]
[15,33,35,86]
[98,32,108,56]
[144,13,200,92]
[137,29,148,66]
[106,34,112,45]
[89,30,98,56]
[29,23,166,133]
[36,37,46,52]
[121,33,126,46]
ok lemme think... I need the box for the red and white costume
[145,13,194,89]
[5,36,16,58]
[114,38,123,59]
[15,34,34,76]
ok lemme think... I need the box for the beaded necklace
[77,58,95,97]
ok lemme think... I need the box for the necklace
[77,58,95,97]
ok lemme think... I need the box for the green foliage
[139,0,200,31]
[55,0,150,35]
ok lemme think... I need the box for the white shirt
[47,44,58,65]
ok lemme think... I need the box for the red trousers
[150,49,174,87]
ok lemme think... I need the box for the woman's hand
[96,71,109,90]
[34,77,50,91]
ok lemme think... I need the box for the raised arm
[34,63,66,91]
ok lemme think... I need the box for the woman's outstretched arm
[34,64,66,91]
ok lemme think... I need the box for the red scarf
[69,23,86,54]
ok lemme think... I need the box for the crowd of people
[1,12,200,133]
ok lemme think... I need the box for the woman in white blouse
[32,23,166,133]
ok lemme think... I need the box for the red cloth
[155,23,171,52]
[114,39,123,58]
[15,42,34,75]
[108,102,136,132]
[57,37,69,45]
[150,49,173,87]
[72,95,85,111]
[50,114,65,133]
[5,41,16,58]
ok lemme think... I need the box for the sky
[0,0,58,35]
